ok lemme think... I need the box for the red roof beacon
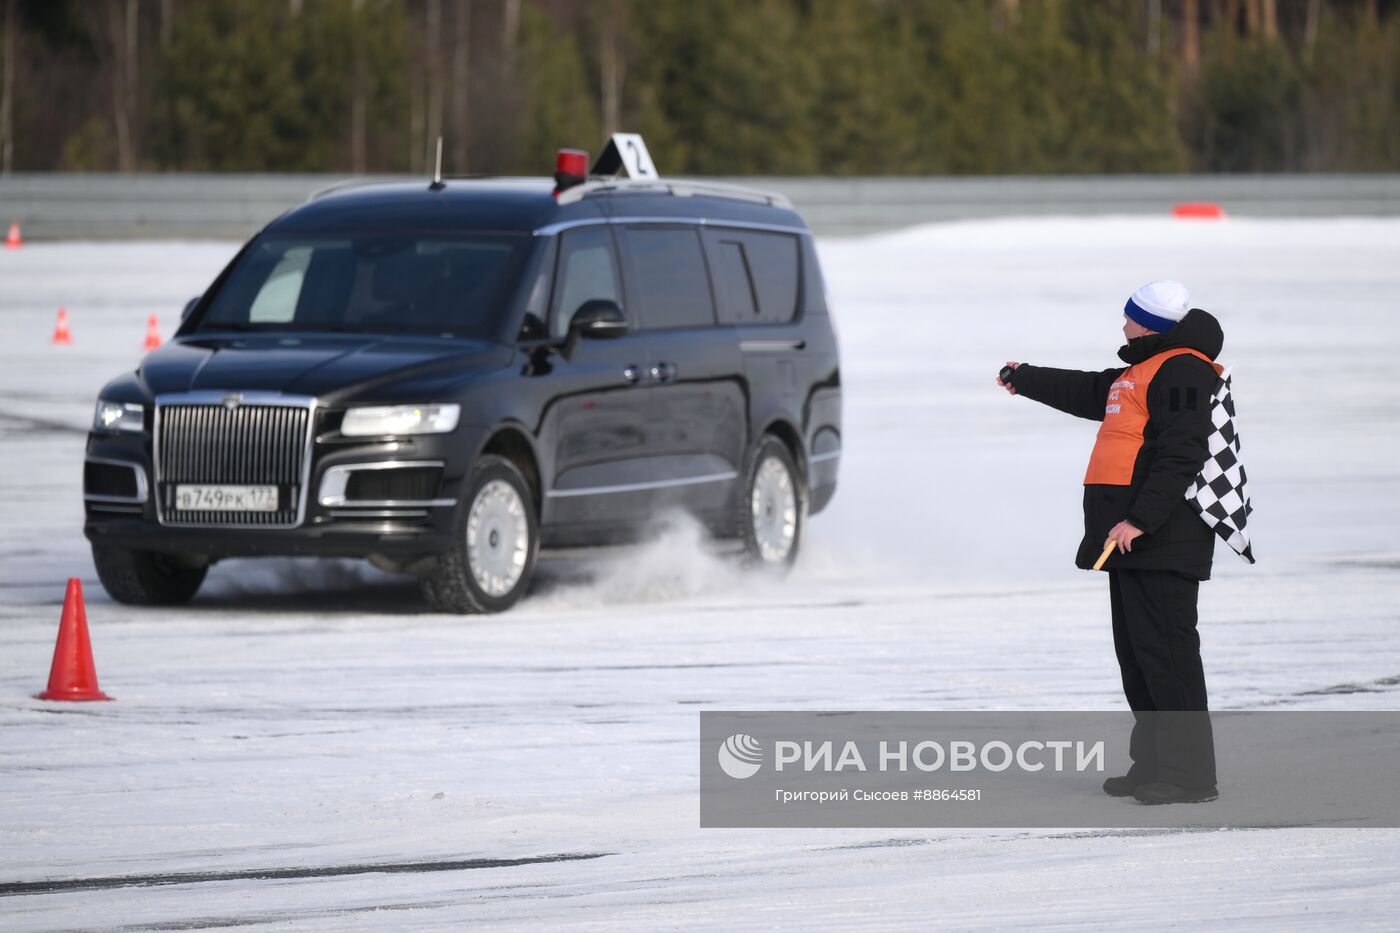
[553,149,589,197]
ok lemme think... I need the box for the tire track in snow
[0,852,611,897]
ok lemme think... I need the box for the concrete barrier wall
[2,173,1398,241]
[732,175,1400,235]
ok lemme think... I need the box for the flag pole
[1092,540,1116,571]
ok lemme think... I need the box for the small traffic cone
[52,308,72,346]
[5,221,21,249]
[35,579,113,702]
[143,314,161,350]
[1172,202,1226,220]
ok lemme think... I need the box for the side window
[551,226,621,337]
[706,229,800,325]
[248,246,312,322]
[712,240,758,323]
[744,232,800,324]
[624,226,717,329]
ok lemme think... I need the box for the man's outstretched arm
[1001,362,1124,422]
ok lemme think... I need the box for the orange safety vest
[1084,348,1222,486]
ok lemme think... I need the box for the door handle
[740,338,805,353]
[622,365,642,384]
[648,361,677,383]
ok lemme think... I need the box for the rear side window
[551,226,621,336]
[713,241,758,319]
[706,229,800,325]
[623,226,716,329]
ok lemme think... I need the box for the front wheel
[91,544,208,605]
[421,455,539,614]
[738,437,806,570]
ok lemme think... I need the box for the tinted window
[706,229,800,325]
[713,241,758,321]
[625,227,716,329]
[198,234,523,338]
[551,226,621,336]
[248,246,312,322]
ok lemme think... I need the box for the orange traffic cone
[143,314,161,350]
[5,221,20,249]
[35,579,113,702]
[52,308,73,346]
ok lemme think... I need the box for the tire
[421,455,539,614]
[91,544,208,606]
[738,436,806,570]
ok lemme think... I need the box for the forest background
[1,0,1397,178]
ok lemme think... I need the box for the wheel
[91,544,208,606]
[421,455,539,613]
[738,436,805,570]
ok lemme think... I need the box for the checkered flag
[1186,367,1254,564]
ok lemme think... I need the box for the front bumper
[83,425,479,562]
[84,517,454,560]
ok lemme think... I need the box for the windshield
[195,233,526,338]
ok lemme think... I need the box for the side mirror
[181,297,201,321]
[569,299,628,338]
[562,299,628,358]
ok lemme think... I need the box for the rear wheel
[738,436,805,570]
[91,544,208,606]
[421,455,539,614]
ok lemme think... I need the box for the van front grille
[155,402,312,527]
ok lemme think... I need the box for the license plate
[175,484,279,512]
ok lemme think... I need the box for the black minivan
[83,164,842,612]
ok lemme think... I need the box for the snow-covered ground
[3,216,1400,930]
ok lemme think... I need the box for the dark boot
[1133,781,1219,805]
[1102,775,1143,797]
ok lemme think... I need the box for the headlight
[94,400,145,433]
[341,404,460,437]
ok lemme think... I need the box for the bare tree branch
[451,0,470,172]
[600,0,624,137]
[1,0,15,175]
[426,0,443,173]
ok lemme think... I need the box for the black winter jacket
[1009,309,1223,580]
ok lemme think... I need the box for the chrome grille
[155,400,313,527]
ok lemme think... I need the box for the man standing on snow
[997,281,1221,805]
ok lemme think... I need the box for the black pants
[1109,568,1217,788]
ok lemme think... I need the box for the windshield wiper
[319,324,456,336]
[198,321,267,332]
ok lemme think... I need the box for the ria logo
[718,733,763,779]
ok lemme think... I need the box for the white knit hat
[1124,280,1190,332]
